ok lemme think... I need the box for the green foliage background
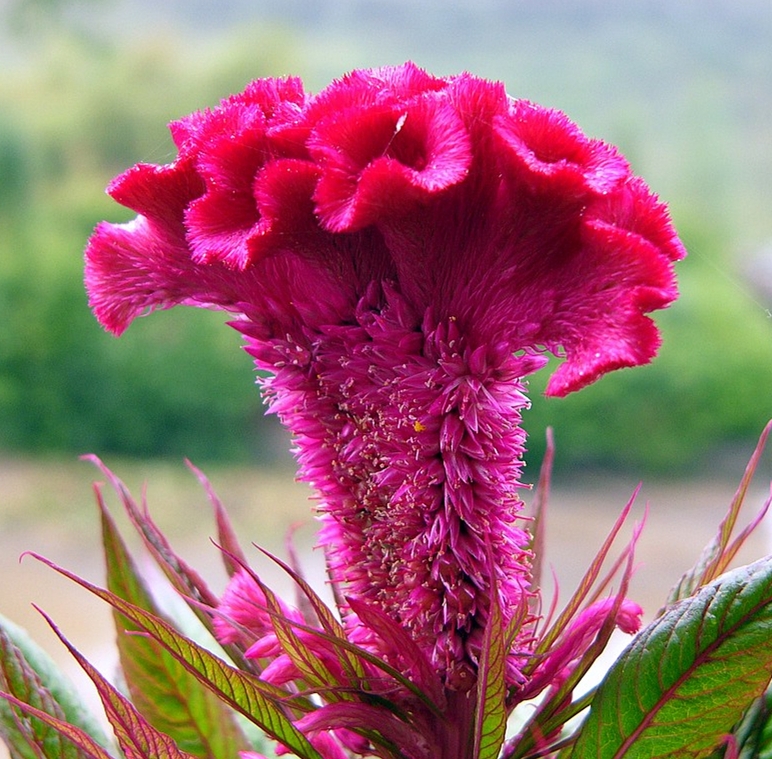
[1,0,771,476]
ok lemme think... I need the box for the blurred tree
[0,2,770,474]
[4,0,109,43]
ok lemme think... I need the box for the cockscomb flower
[85,62,683,703]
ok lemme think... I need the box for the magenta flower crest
[85,61,683,717]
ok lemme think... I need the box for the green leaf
[256,548,368,685]
[41,609,198,759]
[0,691,116,759]
[346,596,445,709]
[30,554,323,759]
[244,552,447,719]
[473,579,507,759]
[510,523,643,759]
[86,459,224,632]
[85,458,254,676]
[250,573,345,697]
[0,632,95,759]
[525,493,639,675]
[0,614,112,759]
[570,557,772,759]
[100,499,249,759]
[730,687,772,759]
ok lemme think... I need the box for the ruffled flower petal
[494,101,630,196]
[310,94,472,231]
[181,79,310,269]
[543,179,686,396]
[84,156,231,334]
[304,61,448,120]
[87,63,682,394]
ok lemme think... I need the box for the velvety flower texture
[85,64,684,693]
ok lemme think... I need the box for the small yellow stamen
[413,420,426,433]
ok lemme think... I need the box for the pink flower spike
[85,62,685,699]
[181,81,311,269]
[214,568,302,646]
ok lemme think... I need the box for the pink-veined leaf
[85,456,253,672]
[0,629,102,759]
[25,554,323,759]
[294,702,433,759]
[184,460,249,580]
[218,559,445,719]
[84,459,218,610]
[570,557,772,759]
[529,426,555,596]
[473,568,507,759]
[253,547,368,685]
[508,522,643,759]
[217,547,357,699]
[0,691,116,759]
[524,489,640,675]
[231,543,449,715]
[39,608,199,759]
[248,571,347,699]
[212,580,446,720]
[0,613,112,759]
[100,499,249,759]
[84,456,221,610]
[346,596,446,710]
[284,526,317,625]
[256,618,444,719]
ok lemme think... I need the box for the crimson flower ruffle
[86,62,684,398]
[85,62,684,691]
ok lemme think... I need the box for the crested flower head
[85,63,684,691]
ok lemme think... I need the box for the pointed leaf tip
[38,607,198,759]
[101,502,249,759]
[665,421,772,610]
[0,690,116,759]
[25,553,323,759]
[0,613,112,757]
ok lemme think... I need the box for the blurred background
[1,0,772,722]
[2,0,772,476]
